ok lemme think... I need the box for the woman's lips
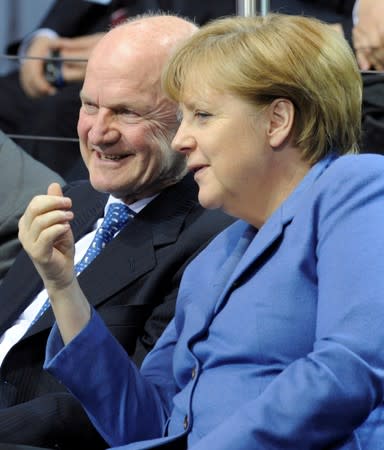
[189,164,208,180]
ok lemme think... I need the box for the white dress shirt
[0,194,155,366]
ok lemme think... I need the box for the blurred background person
[352,0,384,70]
[271,0,354,41]
[351,0,384,155]
[0,0,54,76]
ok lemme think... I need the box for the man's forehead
[88,42,163,85]
[80,75,168,113]
[85,55,160,87]
[81,84,154,106]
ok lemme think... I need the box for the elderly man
[1,0,237,180]
[0,14,232,450]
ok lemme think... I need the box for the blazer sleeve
[45,310,176,446]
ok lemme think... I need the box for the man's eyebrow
[79,91,92,103]
[79,91,141,111]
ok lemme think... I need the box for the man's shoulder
[64,180,106,203]
[171,177,235,243]
[149,174,234,228]
[139,175,234,247]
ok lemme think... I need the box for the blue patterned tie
[31,203,135,324]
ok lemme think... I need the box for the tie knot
[101,203,135,237]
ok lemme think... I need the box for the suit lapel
[0,250,43,337]
[19,183,108,337]
[66,181,107,241]
[80,176,197,309]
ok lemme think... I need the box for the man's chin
[89,174,116,194]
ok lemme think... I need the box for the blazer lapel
[213,155,336,316]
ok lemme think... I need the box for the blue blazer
[46,154,384,449]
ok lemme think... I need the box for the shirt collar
[104,193,159,216]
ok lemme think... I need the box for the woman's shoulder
[313,153,384,195]
[327,153,384,178]
[307,153,384,220]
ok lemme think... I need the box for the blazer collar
[218,155,336,302]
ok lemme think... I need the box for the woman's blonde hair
[163,14,362,164]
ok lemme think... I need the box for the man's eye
[118,109,141,122]
[83,103,98,114]
[118,108,138,117]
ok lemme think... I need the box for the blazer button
[183,415,189,430]
[191,367,196,379]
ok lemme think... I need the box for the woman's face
[172,87,281,225]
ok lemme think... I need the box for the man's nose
[88,109,120,145]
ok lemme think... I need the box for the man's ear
[266,98,295,148]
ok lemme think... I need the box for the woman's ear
[266,99,295,148]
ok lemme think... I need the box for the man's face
[78,48,181,203]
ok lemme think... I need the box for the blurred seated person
[22,12,384,450]
[1,0,122,180]
[352,0,384,70]
[270,0,384,155]
[270,0,354,42]
[0,14,232,450]
[351,0,384,155]
[0,130,64,281]
[1,0,236,181]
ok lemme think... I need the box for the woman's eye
[194,111,211,120]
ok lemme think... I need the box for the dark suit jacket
[0,175,233,450]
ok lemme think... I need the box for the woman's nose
[171,122,196,155]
